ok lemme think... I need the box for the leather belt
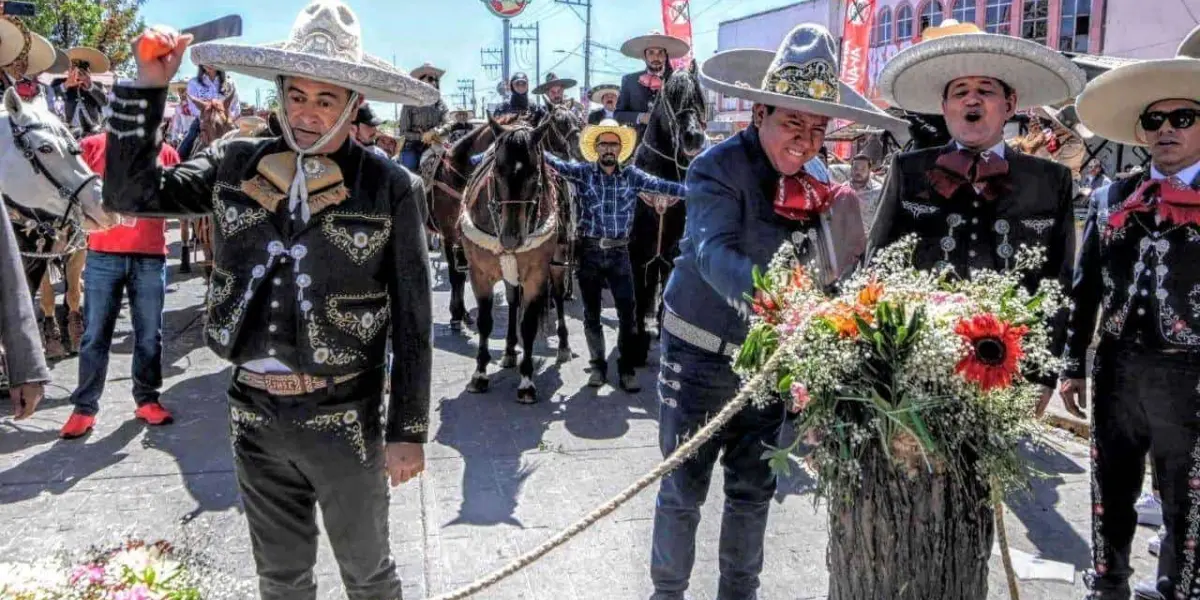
[235,369,362,396]
[662,310,739,358]
[581,236,629,250]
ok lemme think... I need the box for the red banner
[662,0,694,70]
[834,0,875,159]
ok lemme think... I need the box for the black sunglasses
[1139,109,1200,132]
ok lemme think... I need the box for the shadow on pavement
[0,419,143,503]
[1005,439,1091,569]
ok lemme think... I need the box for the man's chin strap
[273,76,361,224]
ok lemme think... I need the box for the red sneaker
[60,413,95,439]
[134,403,174,426]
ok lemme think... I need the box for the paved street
[0,226,1157,599]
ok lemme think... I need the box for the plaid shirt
[544,153,686,239]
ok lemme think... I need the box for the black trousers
[1090,341,1200,599]
[576,241,637,375]
[227,368,403,600]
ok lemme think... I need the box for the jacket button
[268,348,276,356]
[269,324,278,333]
[1140,289,1148,297]
[271,300,280,309]
[273,278,282,285]
[1137,308,1146,316]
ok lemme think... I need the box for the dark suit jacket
[615,71,658,138]
[587,108,614,125]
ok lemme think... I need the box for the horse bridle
[542,109,581,159]
[9,119,98,257]
[640,85,703,179]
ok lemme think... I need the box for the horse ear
[488,113,504,138]
[3,86,23,116]
[531,119,551,147]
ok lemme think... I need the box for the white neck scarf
[273,77,361,224]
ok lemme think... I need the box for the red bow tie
[927,148,1011,201]
[1108,177,1200,229]
[774,170,834,222]
[639,72,663,91]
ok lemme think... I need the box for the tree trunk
[827,444,995,600]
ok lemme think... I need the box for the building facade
[1102,0,1200,59]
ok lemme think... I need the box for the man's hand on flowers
[1057,378,1088,419]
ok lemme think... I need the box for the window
[874,7,893,46]
[722,95,737,111]
[1022,0,1048,44]
[896,4,915,40]
[1059,0,1091,52]
[985,0,1012,34]
[919,1,945,35]
[952,0,976,24]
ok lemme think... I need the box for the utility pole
[392,53,399,125]
[481,46,504,101]
[511,22,540,83]
[555,0,593,97]
[502,18,511,84]
[456,79,477,116]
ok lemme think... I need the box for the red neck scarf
[774,170,834,222]
[639,72,663,92]
[927,148,1011,201]
[1108,177,1200,229]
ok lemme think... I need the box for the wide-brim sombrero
[0,20,56,76]
[1179,24,1200,58]
[700,48,907,133]
[589,84,619,104]
[533,75,577,95]
[411,63,445,80]
[1076,58,1200,147]
[621,32,689,60]
[878,29,1085,114]
[579,119,636,163]
[66,47,110,74]
[191,42,436,105]
[46,47,70,75]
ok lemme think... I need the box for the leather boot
[41,316,66,360]
[67,311,84,354]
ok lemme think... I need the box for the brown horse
[180,96,236,273]
[459,118,570,403]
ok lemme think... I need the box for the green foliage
[27,0,146,75]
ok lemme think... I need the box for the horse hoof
[516,377,537,404]
[463,313,476,326]
[466,373,489,393]
[556,347,573,364]
[449,320,462,332]
[500,353,519,369]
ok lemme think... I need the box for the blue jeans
[177,119,200,160]
[70,252,166,415]
[650,331,786,600]
[399,143,423,171]
[577,241,637,375]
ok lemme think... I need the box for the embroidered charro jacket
[101,85,433,444]
[1061,169,1200,379]
[867,143,1077,386]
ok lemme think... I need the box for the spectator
[59,134,180,439]
[1,194,49,419]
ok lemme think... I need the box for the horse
[179,96,236,274]
[459,118,569,403]
[626,64,707,367]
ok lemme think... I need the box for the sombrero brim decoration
[533,77,577,95]
[411,64,445,80]
[878,32,1085,114]
[66,47,111,74]
[190,41,437,105]
[1179,24,1200,58]
[579,120,637,163]
[589,84,619,104]
[0,20,56,76]
[620,33,689,60]
[1076,58,1200,147]
[700,48,908,133]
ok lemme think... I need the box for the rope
[428,348,786,600]
[995,498,1021,600]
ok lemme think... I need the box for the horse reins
[636,85,697,274]
[9,119,97,258]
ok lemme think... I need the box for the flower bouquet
[735,235,1064,599]
[0,540,204,600]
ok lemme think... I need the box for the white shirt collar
[1151,160,1200,186]
[955,140,1007,158]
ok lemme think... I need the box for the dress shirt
[543,152,686,239]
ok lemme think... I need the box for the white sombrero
[410,63,445,80]
[0,19,55,76]
[878,19,1085,114]
[1076,58,1200,147]
[699,23,907,133]
[190,0,438,105]
[589,84,618,103]
[620,31,689,60]
[65,47,110,74]
[1179,24,1200,58]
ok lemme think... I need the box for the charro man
[533,71,585,121]
[587,83,619,125]
[49,47,110,139]
[1064,25,1200,600]
[103,1,437,597]
[650,24,903,600]
[615,30,689,141]
[397,62,448,171]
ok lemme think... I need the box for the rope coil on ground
[427,349,787,600]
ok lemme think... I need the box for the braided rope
[428,348,786,600]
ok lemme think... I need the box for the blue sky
[139,0,798,119]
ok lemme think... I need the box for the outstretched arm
[628,166,686,197]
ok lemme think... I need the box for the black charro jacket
[1062,171,1200,378]
[867,143,1077,387]
[102,85,432,444]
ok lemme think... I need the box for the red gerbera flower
[954,314,1029,391]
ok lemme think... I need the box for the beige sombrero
[45,47,70,76]
[532,72,576,95]
[878,19,1085,114]
[589,84,619,104]
[0,19,55,76]
[190,0,438,105]
[621,31,689,59]
[579,119,636,163]
[1076,58,1200,147]
[411,62,445,80]
[700,23,907,133]
[1179,24,1200,58]
[66,47,110,74]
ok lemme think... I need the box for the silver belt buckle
[599,238,624,250]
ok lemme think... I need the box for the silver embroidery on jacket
[326,292,390,343]
[212,183,270,238]
[901,201,938,217]
[322,212,392,265]
[1021,218,1055,235]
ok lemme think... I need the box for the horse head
[479,118,550,251]
[540,107,584,162]
[0,87,113,231]
[197,95,237,153]
[645,66,708,168]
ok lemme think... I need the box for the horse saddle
[240,152,348,216]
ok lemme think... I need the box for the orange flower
[821,301,866,338]
[752,290,781,325]
[790,265,812,290]
[954,314,1029,391]
[858,280,884,307]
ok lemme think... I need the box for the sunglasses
[595,142,621,150]
[1139,109,1199,132]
